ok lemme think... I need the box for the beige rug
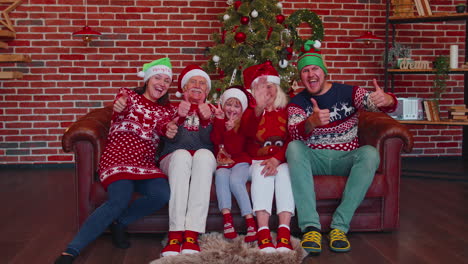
[149,232,307,264]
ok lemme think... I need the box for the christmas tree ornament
[277,2,283,9]
[234,1,242,10]
[223,14,230,21]
[279,59,288,68]
[240,16,250,25]
[234,32,246,43]
[212,55,220,63]
[276,14,285,24]
[286,47,293,60]
[227,0,234,5]
[251,9,258,18]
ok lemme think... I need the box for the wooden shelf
[399,119,468,126]
[0,71,23,79]
[389,13,468,24]
[0,30,15,39]
[388,68,468,74]
[0,54,31,62]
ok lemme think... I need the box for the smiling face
[223,97,243,121]
[143,73,171,102]
[183,75,209,104]
[300,64,329,96]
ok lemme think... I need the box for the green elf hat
[297,40,328,75]
[137,57,173,82]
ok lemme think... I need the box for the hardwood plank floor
[0,158,466,264]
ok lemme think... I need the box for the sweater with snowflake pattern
[98,88,176,189]
[287,83,397,151]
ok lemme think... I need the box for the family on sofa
[55,40,401,264]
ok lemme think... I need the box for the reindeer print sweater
[287,83,396,151]
[99,88,176,189]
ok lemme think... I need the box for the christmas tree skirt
[150,232,307,264]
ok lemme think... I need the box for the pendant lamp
[355,0,382,45]
[72,0,101,44]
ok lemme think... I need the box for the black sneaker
[110,222,131,249]
[329,228,351,252]
[300,226,322,254]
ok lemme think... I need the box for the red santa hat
[220,86,251,113]
[176,65,211,98]
[242,61,281,91]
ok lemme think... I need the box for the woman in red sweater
[241,62,295,253]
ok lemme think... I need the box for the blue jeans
[286,140,379,233]
[65,178,170,256]
[215,162,253,216]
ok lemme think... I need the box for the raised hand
[178,101,191,118]
[198,103,212,121]
[307,98,330,127]
[165,117,179,139]
[370,78,394,107]
[113,90,128,113]
[212,102,225,119]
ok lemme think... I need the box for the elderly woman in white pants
[241,61,295,253]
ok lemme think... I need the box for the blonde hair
[251,81,289,109]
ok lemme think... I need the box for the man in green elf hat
[286,40,397,254]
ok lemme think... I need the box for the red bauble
[276,14,285,24]
[219,69,225,78]
[234,1,242,10]
[286,47,293,60]
[234,32,246,43]
[240,16,250,25]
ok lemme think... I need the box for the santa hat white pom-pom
[313,40,321,49]
[175,91,182,98]
[137,71,146,78]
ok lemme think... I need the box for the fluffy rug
[149,232,307,264]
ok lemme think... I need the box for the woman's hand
[114,91,128,113]
[165,117,179,139]
[260,157,281,177]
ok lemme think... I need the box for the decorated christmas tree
[203,0,324,100]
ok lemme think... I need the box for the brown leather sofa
[62,105,413,234]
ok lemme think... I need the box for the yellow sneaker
[329,228,351,253]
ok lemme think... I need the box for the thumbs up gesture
[369,78,394,107]
[307,98,330,128]
[165,117,179,139]
[113,90,128,113]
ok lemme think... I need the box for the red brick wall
[0,0,465,164]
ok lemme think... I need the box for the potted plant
[384,43,412,69]
[432,55,449,103]
[429,55,450,121]
[456,4,466,13]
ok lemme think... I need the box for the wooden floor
[0,158,467,264]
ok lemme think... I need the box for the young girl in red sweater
[210,86,257,243]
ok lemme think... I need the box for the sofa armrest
[62,106,113,168]
[358,111,414,154]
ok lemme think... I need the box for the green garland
[285,9,324,51]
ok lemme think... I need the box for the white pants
[250,160,295,216]
[160,149,216,233]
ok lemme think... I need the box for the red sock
[181,230,200,254]
[223,213,238,239]
[276,226,293,252]
[244,217,257,243]
[161,231,183,257]
[257,228,276,253]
